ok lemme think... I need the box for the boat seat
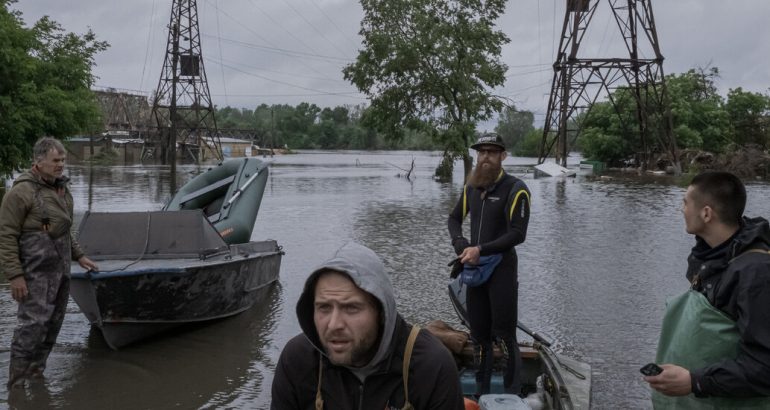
[520,345,538,360]
[204,196,226,218]
[179,175,235,206]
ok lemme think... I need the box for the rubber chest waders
[653,285,770,409]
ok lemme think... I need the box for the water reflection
[6,284,281,410]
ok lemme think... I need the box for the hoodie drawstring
[314,325,421,410]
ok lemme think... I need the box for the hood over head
[730,216,770,254]
[296,242,397,374]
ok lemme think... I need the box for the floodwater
[1,150,769,409]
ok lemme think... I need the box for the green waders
[8,231,71,389]
[652,290,770,409]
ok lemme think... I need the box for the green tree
[579,127,631,164]
[316,119,339,149]
[513,128,544,157]
[577,89,640,163]
[0,1,108,176]
[724,87,770,149]
[217,106,253,129]
[330,106,350,126]
[494,105,534,153]
[666,68,729,153]
[576,68,733,165]
[343,0,509,180]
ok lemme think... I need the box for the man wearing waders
[447,133,530,396]
[645,171,770,409]
[0,137,98,389]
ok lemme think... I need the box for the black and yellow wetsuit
[447,169,531,394]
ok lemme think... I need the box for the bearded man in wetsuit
[448,132,531,395]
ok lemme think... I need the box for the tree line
[2,1,769,179]
[573,68,770,175]
[215,103,441,151]
[217,66,770,176]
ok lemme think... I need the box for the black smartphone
[640,363,663,376]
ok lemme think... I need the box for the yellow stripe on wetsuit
[509,189,530,221]
[462,185,468,218]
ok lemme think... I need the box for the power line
[202,34,350,63]
[215,56,349,83]
[300,0,360,51]
[211,92,362,98]
[139,0,158,91]
[201,0,338,82]
[243,0,330,57]
[278,0,352,59]
[214,0,229,106]
[205,56,366,100]
[505,67,552,78]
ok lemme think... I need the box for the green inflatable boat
[164,157,269,244]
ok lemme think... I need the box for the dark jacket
[448,170,530,256]
[686,216,770,398]
[272,316,463,410]
[271,243,463,410]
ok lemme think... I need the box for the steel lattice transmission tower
[539,0,679,173]
[150,0,222,165]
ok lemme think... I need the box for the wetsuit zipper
[476,195,486,247]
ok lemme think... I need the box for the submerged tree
[0,1,108,176]
[343,0,508,181]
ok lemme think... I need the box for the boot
[7,358,31,390]
[475,342,494,395]
[500,336,522,395]
[28,356,47,380]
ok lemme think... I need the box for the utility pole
[150,0,222,169]
[539,0,679,174]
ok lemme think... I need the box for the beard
[468,161,502,188]
[321,328,380,367]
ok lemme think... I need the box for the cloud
[12,0,770,124]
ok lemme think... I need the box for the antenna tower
[539,0,679,173]
[150,0,222,166]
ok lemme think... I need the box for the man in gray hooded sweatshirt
[271,242,464,410]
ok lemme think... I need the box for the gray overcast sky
[12,0,770,128]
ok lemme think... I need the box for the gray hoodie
[295,242,397,380]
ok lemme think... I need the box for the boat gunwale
[71,247,282,280]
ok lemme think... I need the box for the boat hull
[70,240,282,349]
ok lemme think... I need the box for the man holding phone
[644,172,770,408]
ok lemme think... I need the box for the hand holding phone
[640,363,663,376]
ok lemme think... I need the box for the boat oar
[517,322,551,348]
[447,272,552,348]
[224,165,265,209]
